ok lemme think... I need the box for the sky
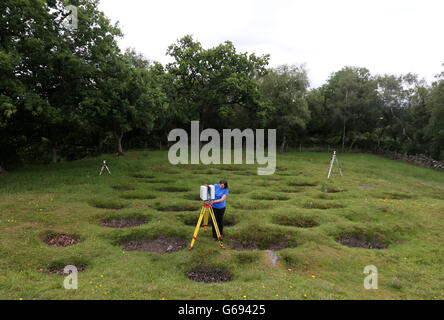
[98,0,444,88]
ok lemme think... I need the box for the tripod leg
[203,208,209,232]
[106,165,111,175]
[209,207,225,250]
[336,158,343,176]
[189,206,205,251]
[99,166,104,175]
[327,157,335,179]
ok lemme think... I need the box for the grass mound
[132,173,156,179]
[303,201,344,209]
[101,218,148,228]
[183,193,203,201]
[249,192,290,201]
[89,199,127,210]
[288,180,318,187]
[112,185,135,191]
[229,226,298,251]
[156,186,191,192]
[231,201,273,210]
[272,215,319,228]
[154,203,197,212]
[119,193,156,200]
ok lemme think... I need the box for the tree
[259,64,310,153]
[82,49,166,155]
[166,35,269,133]
[426,80,444,159]
[325,67,380,151]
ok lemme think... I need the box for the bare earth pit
[44,265,86,275]
[122,236,187,254]
[337,235,387,249]
[44,234,80,247]
[186,266,233,283]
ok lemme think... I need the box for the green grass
[0,150,444,300]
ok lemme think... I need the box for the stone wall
[373,150,444,171]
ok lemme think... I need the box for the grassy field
[0,150,443,300]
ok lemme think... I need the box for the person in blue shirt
[208,180,229,241]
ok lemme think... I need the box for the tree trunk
[115,131,124,156]
[279,135,286,154]
[97,138,104,155]
[342,91,348,153]
[51,143,57,164]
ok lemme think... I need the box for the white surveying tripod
[327,151,342,179]
[99,160,111,175]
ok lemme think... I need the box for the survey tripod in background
[327,151,343,179]
[99,160,111,175]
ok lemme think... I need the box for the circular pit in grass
[336,234,388,249]
[44,234,80,247]
[122,236,188,254]
[186,266,233,283]
[272,216,319,228]
[44,265,86,275]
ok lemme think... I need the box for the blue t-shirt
[212,184,229,209]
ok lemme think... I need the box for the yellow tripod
[188,202,225,251]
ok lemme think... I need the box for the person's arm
[211,196,226,204]
[211,194,226,204]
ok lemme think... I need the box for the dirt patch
[101,218,148,228]
[122,236,188,254]
[44,265,86,275]
[358,186,376,190]
[272,216,319,228]
[44,234,80,247]
[186,266,233,283]
[337,234,387,249]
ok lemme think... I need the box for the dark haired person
[209,180,229,241]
